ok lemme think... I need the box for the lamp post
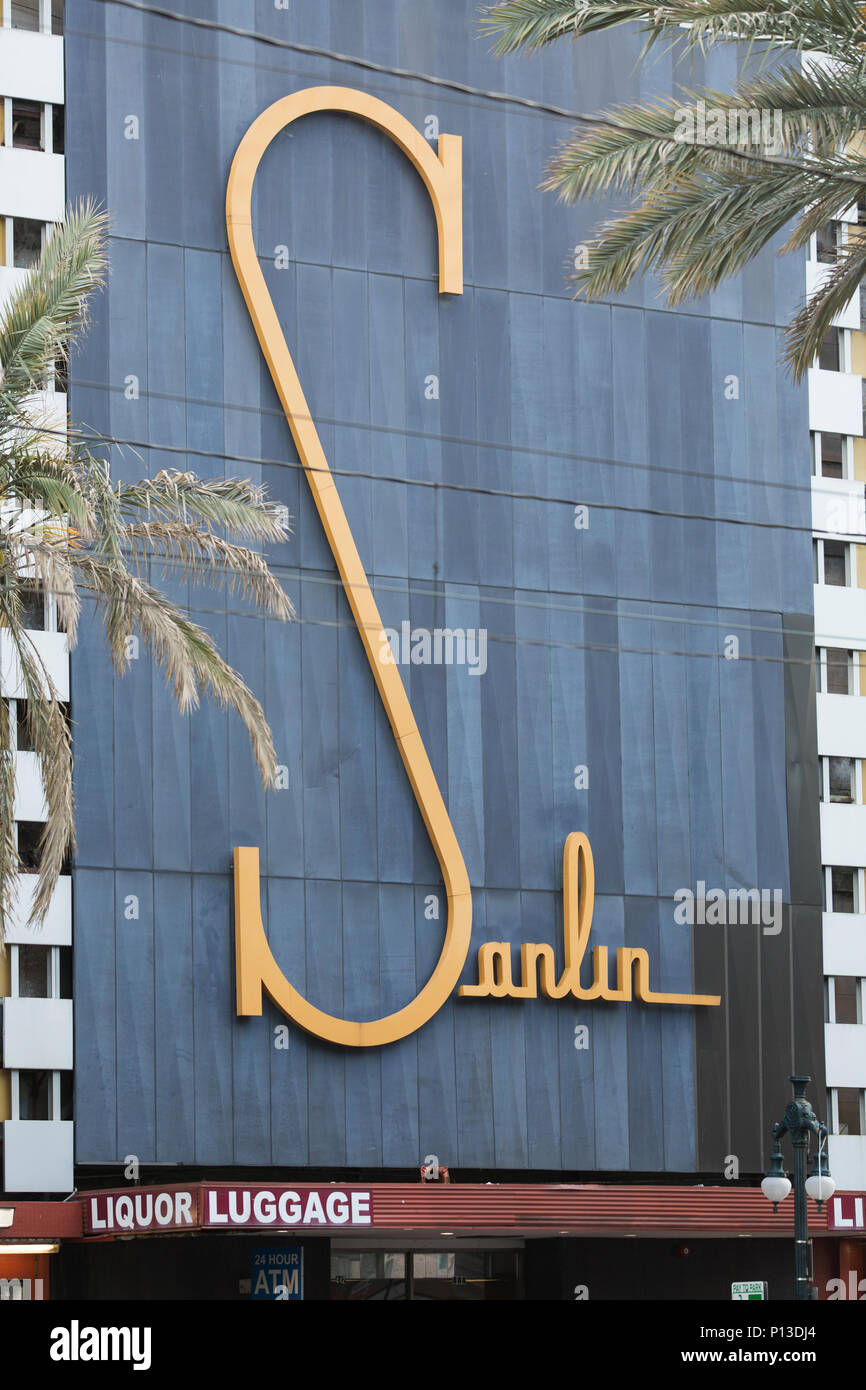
[761,1075,835,1301]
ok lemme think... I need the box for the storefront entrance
[329,1247,523,1300]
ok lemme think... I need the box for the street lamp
[761,1075,835,1301]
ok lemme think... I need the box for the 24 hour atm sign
[84,1185,375,1234]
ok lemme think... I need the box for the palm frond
[71,554,279,786]
[116,471,291,543]
[481,0,866,60]
[122,521,294,621]
[0,694,17,945]
[0,610,74,927]
[0,208,295,944]
[784,233,866,374]
[0,200,108,400]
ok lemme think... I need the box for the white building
[0,0,72,1194]
[809,208,866,1190]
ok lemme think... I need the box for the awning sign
[204,1186,373,1229]
[82,1185,373,1235]
[828,1194,865,1230]
[85,1188,197,1235]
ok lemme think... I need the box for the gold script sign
[227,88,470,1047]
[234,833,720,1044]
[227,90,721,1047]
[460,833,721,1007]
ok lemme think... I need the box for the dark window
[53,353,68,394]
[829,756,854,802]
[826,648,852,694]
[818,329,841,372]
[817,223,838,263]
[51,104,64,155]
[18,1071,51,1120]
[824,541,847,586]
[831,866,856,913]
[16,701,32,752]
[838,1087,863,1136]
[59,1070,72,1121]
[12,100,42,151]
[834,976,860,1025]
[820,432,845,479]
[17,944,50,998]
[16,821,43,873]
[17,820,70,875]
[11,0,40,31]
[51,0,64,35]
[19,582,45,630]
[12,218,42,270]
[329,1249,522,1301]
[58,946,72,999]
[16,699,69,751]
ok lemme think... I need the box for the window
[11,100,42,151]
[59,1070,72,1121]
[16,821,43,873]
[823,648,854,695]
[836,1087,865,1136]
[52,352,67,395]
[17,944,51,998]
[18,1070,51,1120]
[818,329,842,372]
[823,540,849,586]
[816,540,849,587]
[834,976,863,1025]
[329,1249,522,1301]
[16,821,70,876]
[820,755,857,801]
[12,217,42,269]
[51,103,64,155]
[816,222,841,263]
[13,943,70,999]
[16,700,32,752]
[15,699,69,751]
[51,0,64,35]
[18,581,45,630]
[828,756,855,802]
[11,0,40,31]
[830,866,857,913]
[813,431,847,479]
[58,945,72,999]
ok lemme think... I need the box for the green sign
[731,1280,767,1301]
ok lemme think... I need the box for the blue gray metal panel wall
[66,0,820,1171]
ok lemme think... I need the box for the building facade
[808,213,866,1191]
[0,0,864,1299]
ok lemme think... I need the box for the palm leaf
[481,0,866,60]
[0,206,295,943]
[0,200,108,400]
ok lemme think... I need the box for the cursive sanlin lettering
[459,833,720,1007]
